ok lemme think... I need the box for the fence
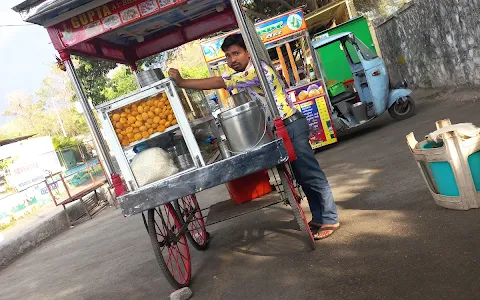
[0,140,107,227]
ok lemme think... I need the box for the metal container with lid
[137,69,165,87]
[218,100,272,153]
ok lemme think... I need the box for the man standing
[168,34,339,240]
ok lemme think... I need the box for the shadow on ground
[0,92,479,300]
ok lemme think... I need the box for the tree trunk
[306,0,319,11]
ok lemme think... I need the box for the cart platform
[119,139,288,217]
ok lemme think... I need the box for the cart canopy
[12,0,238,64]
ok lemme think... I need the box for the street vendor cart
[13,0,315,289]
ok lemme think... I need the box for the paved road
[1,89,480,300]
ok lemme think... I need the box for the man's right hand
[168,68,184,87]
[167,68,226,90]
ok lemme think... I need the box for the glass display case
[96,78,216,191]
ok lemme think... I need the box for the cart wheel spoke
[174,194,210,251]
[147,204,192,289]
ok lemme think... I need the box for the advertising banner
[202,9,307,63]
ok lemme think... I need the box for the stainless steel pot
[232,91,251,107]
[218,100,272,153]
[137,69,165,87]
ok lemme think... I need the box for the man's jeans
[285,118,338,225]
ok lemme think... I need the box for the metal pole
[229,0,280,118]
[129,64,142,88]
[63,58,115,178]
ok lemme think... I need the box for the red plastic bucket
[226,170,272,204]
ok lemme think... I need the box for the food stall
[13,0,315,289]
[201,8,338,149]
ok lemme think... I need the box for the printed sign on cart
[288,81,338,149]
[201,9,307,63]
[52,0,185,47]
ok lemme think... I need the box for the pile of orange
[110,92,178,147]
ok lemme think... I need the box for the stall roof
[311,31,351,48]
[13,0,238,64]
[306,0,351,33]
[0,135,36,147]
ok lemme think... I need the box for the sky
[0,0,57,124]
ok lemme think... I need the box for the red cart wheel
[174,195,210,251]
[147,204,192,288]
[280,165,315,250]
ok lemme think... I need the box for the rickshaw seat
[330,92,357,105]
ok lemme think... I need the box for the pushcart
[13,0,316,289]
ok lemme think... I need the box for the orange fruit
[134,133,142,141]
[167,114,174,122]
[115,128,121,134]
[121,139,129,146]
[142,131,149,139]
[112,113,121,121]
[127,116,136,124]
[142,112,149,120]
[133,128,140,134]
[159,119,166,125]
[154,108,161,115]
[121,131,127,136]
[146,119,154,124]
[139,126,147,132]
[152,123,159,128]
[124,108,131,113]
[115,122,124,129]
[120,112,127,118]
[136,114,143,121]
[148,128,154,134]
[131,111,139,117]
[157,125,166,133]
[172,119,178,125]
[132,103,138,110]
[126,127,133,133]
[137,106,144,113]
[117,133,124,140]
[148,111,155,118]
[145,123,152,129]
[135,120,143,127]
[153,116,160,124]
[120,117,127,125]
[127,133,134,138]
[164,121,171,128]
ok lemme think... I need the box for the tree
[74,56,117,106]
[3,92,56,137]
[242,0,335,18]
[102,66,138,101]
[354,0,409,18]
[166,41,210,79]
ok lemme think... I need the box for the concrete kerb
[0,185,114,270]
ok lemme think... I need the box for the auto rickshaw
[312,32,415,131]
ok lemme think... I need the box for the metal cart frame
[13,0,316,290]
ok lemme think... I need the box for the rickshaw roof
[311,31,352,48]
[12,0,238,64]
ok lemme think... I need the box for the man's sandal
[313,226,340,241]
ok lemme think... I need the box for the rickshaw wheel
[147,204,192,289]
[389,96,416,120]
[174,195,210,251]
[279,165,315,250]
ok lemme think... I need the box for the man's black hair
[221,34,247,52]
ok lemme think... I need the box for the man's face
[224,45,250,72]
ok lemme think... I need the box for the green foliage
[0,157,15,171]
[74,56,117,106]
[102,66,138,101]
[179,65,210,79]
[51,136,80,151]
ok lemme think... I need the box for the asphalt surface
[0,88,479,300]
